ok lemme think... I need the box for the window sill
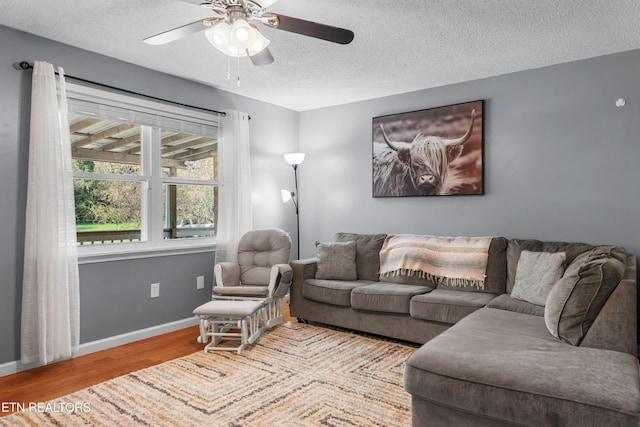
[77,240,216,264]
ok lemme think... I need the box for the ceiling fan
[144,0,354,66]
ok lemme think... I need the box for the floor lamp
[282,152,305,259]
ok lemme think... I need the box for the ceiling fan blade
[267,14,354,45]
[249,47,275,66]
[144,19,207,45]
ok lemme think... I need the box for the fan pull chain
[237,56,241,87]
[223,55,240,87]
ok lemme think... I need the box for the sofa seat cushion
[302,279,373,307]
[404,308,640,426]
[351,282,432,314]
[485,293,545,317]
[409,289,497,324]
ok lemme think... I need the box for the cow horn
[380,124,401,151]
[443,109,476,146]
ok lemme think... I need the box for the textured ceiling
[1,0,640,111]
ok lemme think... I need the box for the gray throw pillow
[315,241,357,280]
[545,246,627,346]
[506,239,593,294]
[510,251,566,306]
[334,232,387,281]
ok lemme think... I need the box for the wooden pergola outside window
[70,114,218,245]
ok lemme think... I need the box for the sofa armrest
[290,258,318,317]
[580,254,637,355]
[291,258,318,284]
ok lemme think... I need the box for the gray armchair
[213,228,292,328]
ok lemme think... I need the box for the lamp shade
[281,189,293,203]
[284,152,305,165]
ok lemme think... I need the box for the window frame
[65,82,220,263]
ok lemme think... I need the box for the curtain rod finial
[13,61,32,70]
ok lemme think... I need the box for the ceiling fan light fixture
[230,19,257,49]
[206,21,230,47]
[206,22,247,57]
[227,45,248,57]
[247,25,270,55]
[145,0,354,67]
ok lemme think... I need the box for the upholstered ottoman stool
[193,300,265,355]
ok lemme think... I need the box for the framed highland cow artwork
[372,100,484,197]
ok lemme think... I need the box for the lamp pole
[292,163,300,260]
[284,153,305,260]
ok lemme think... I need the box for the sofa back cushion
[334,232,387,281]
[437,237,508,294]
[506,239,594,294]
[544,245,627,346]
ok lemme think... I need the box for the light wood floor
[0,303,294,417]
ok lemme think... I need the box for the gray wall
[2,23,639,367]
[298,49,640,259]
[0,25,299,365]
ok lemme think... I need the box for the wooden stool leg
[247,311,260,345]
[197,317,209,345]
[236,317,249,355]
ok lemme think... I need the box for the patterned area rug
[1,322,417,426]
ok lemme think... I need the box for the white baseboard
[0,317,199,378]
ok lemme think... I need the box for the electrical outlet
[150,283,160,298]
[197,276,205,290]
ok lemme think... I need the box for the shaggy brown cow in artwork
[373,110,476,197]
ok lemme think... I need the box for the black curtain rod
[13,60,232,118]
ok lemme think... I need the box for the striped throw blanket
[379,234,492,289]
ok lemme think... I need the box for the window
[160,130,218,240]
[66,83,220,260]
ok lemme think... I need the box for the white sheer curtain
[215,110,253,264]
[21,61,80,366]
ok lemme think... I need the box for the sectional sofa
[289,232,639,426]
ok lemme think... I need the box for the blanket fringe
[380,268,485,290]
